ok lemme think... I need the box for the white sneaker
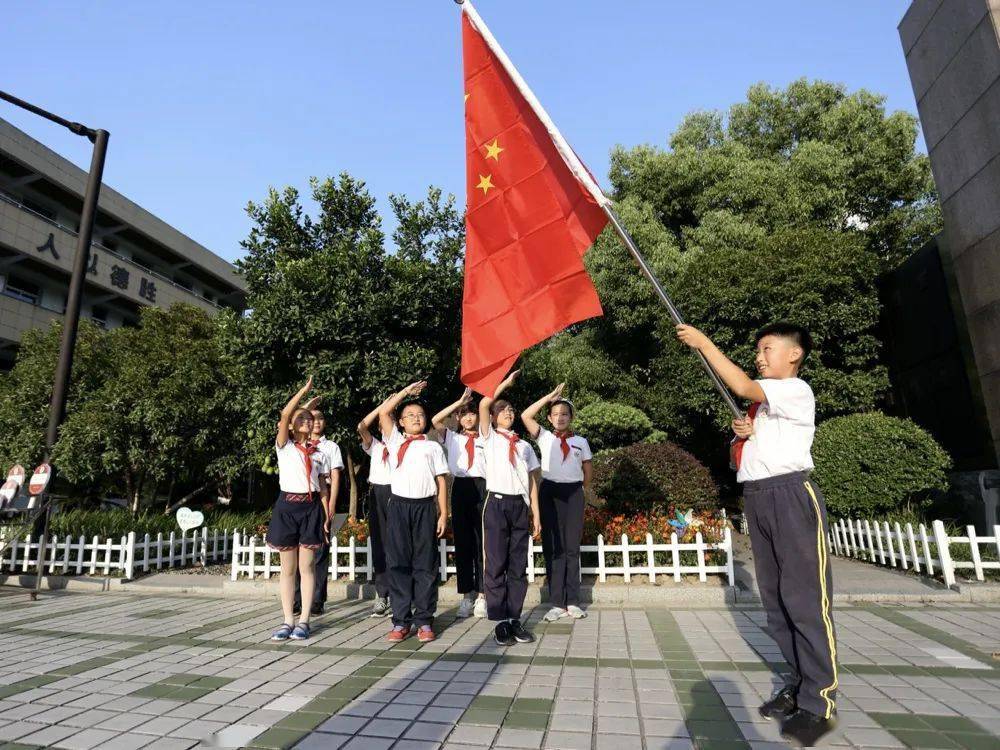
[543,606,569,622]
[473,596,487,618]
[567,605,587,619]
[457,597,475,618]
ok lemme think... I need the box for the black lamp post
[0,90,109,600]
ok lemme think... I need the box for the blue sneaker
[271,623,293,641]
[290,622,311,640]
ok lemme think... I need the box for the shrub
[46,507,271,539]
[592,441,719,515]
[644,430,670,444]
[811,412,951,518]
[574,401,653,451]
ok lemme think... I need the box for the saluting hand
[459,387,473,405]
[404,380,428,397]
[549,382,566,402]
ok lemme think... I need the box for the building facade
[899,0,1000,467]
[0,117,246,369]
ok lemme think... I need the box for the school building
[0,117,246,369]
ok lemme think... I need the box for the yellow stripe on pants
[805,481,838,719]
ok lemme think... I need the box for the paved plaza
[0,589,996,750]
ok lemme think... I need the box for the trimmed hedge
[574,401,653,451]
[46,507,271,539]
[811,412,951,517]
[593,441,719,515]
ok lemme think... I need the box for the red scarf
[554,430,573,462]
[730,402,761,472]
[381,443,390,466]
[497,429,520,467]
[294,441,319,502]
[462,430,478,469]
[397,434,427,466]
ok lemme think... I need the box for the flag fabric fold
[460,1,609,396]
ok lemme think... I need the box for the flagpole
[459,0,743,419]
[602,207,743,419]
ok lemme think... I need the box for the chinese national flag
[460,4,609,396]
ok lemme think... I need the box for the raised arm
[357,405,381,451]
[432,387,473,432]
[478,369,519,438]
[521,383,564,439]
[276,376,313,448]
[675,325,766,403]
[378,380,428,439]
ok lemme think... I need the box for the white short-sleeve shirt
[363,436,392,486]
[275,440,330,494]
[442,428,486,479]
[385,428,449,499]
[314,437,344,475]
[536,427,592,483]
[737,377,816,483]
[482,426,540,500]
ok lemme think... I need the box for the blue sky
[4,1,917,263]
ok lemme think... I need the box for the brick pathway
[0,590,996,749]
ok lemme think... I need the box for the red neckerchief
[462,430,478,469]
[380,442,390,466]
[730,402,761,471]
[496,428,520,467]
[294,440,319,502]
[397,434,427,466]
[554,430,573,462]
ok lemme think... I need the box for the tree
[54,304,239,513]
[229,175,465,517]
[523,79,941,471]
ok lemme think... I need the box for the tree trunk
[164,477,176,513]
[126,472,136,517]
[164,482,213,515]
[347,452,359,521]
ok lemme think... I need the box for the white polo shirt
[363,436,392,486]
[442,428,486,479]
[482,426,540,500]
[536,427,592,483]
[275,440,331,494]
[737,377,816,483]
[385,428,449,499]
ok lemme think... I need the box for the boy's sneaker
[759,686,797,721]
[473,596,487,618]
[371,596,391,618]
[543,607,568,622]
[494,621,515,646]
[417,625,436,643]
[566,605,587,619]
[270,623,294,641]
[509,620,535,644]
[387,625,410,642]
[457,597,475,618]
[780,709,837,748]
[289,622,310,640]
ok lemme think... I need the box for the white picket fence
[827,518,1000,587]
[229,527,735,585]
[0,527,236,580]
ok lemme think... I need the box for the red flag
[460,2,609,396]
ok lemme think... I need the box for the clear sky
[3,0,917,263]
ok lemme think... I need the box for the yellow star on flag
[484,138,504,162]
[464,92,470,102]
[476,174,495,195]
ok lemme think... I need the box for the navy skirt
[266,491,325,550]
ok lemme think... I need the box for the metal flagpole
[458,0,743,419]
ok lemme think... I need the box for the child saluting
[378,380,450,643]
[677,321,837,748]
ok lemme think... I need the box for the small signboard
[7,464,25,486]
[176,507,205,532]
[0,480,18,507]
[28,463,52,496]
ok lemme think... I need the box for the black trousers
[293,542,329,610]
[368,483,392,598]
[483,492,530,622]
[539,480,584,608]
[385,494,439,628]
[744,471,838,719]
[452,476,487,595]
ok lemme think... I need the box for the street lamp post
[0,91,109,600]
